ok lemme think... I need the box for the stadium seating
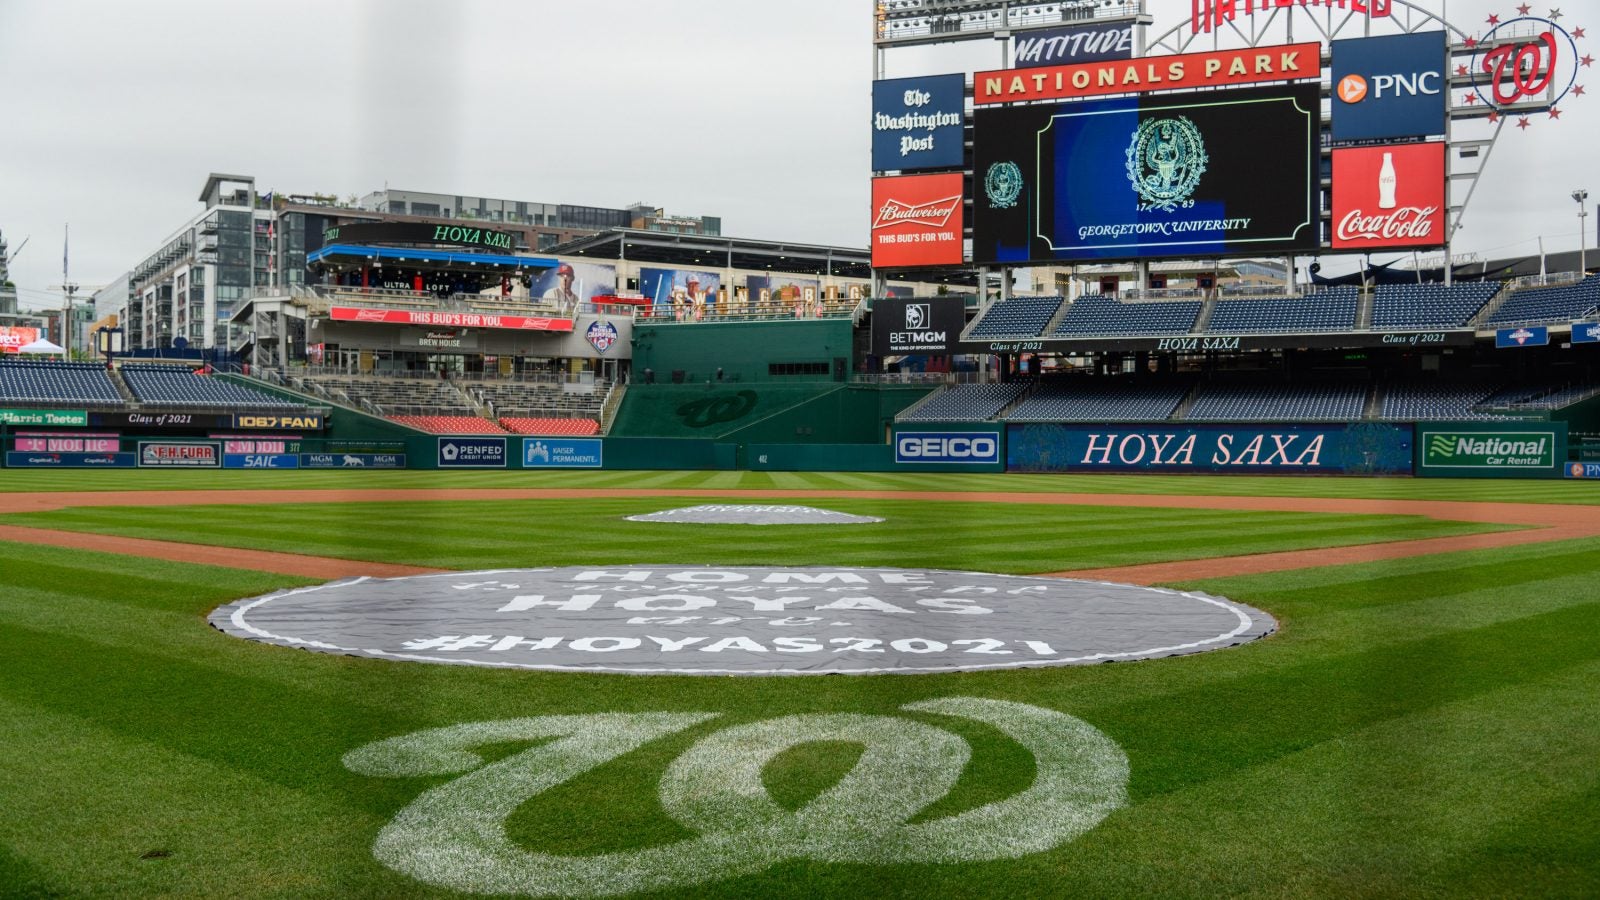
[965,296,1065,339]
[121,365,300,408]
[1378,379,1505,420]
[499,417,601,436]
[470,381,607,421]
[1006,379,1190,422]
[1052,295,1201,336]
[294,375,472,416]
[1485,275,1600,326]
[387,415,508,434]
[0,361,122,405]
[899,383,1028,421]
[1205,288,1359,333]
[1372,283,1501,329]
[1184,381,1367,422]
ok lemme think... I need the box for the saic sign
[896,432,1000,465]
[342,698,1129,895]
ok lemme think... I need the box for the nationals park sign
[213,566,1275,675]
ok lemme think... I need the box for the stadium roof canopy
[549,228,979,287]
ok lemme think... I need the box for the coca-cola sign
[1331,143,1446,250]
[871,174,965,269]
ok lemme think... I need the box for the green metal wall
[631,319,855,384]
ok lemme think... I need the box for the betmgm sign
[871,297,965,356]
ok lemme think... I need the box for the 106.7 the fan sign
[1331,142,1446,250]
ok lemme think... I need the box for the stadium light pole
[1574,190,1589,274]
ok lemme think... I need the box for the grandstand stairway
[1355,290,1374,330]
[108,368,139,405]
[1192,294,1219,333]
[1471,286,1514,327]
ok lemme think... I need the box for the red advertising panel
[0,326,41,353]
[871,174,965,269]
[329,307,574,332]
[1332,142,1446,250]
[975,42,1320,105]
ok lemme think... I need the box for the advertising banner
[13,433,119,452]
[1496,326,1549,349]
[1567,462,1600,479]
[1331,142,1446,250]
[301,452,407,469]
[223,453,300,469]
[1,408,88,427]
[322,222,518,252]
[1013,22,1136,68]
[895,431,1002,465]
[6,451,135,468]
[1572,321,1600,344]
[1008,423,1413,475]
[745,275,822,308]
[973,84,1319,264]
[1331,31,1447,141]
[870,174,965,269]
[522,437,603,469]
[0,326,42,353]
[871,74,966,172]
[138,442,221,468]
[872,297,966,355]
[1418,424,1566,478]
[529,261,616,305]
[329,307,574,332]
[964,329,1474,355]
[91,411,232,430]
[232,413,325,431]
[438,437,507,468]
[975,42,1320,104]
[639,268,721,316]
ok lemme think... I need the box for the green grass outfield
[4,467,1600,504]
[0,477,1597,896]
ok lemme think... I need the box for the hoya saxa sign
[870,74,965,172]
[1331,31,1447,142]
[211,566,1276,675]
[1008,423,1413,475]
[1332,142,1446,250]
[972,84,1319,264]
[870,174,965,268]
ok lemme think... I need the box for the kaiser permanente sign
[975,42,1320,104]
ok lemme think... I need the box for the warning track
[1,487,1597,584]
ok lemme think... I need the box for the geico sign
[896,433,999,463]
[1337,71,1441,104]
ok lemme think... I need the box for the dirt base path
[2,488,1597,583]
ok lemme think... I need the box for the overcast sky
[1,0,1592,308]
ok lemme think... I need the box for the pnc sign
[1331,31,1447,141]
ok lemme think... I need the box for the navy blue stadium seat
[1006,379,1190,422]
[1485,275,1600,327]
[965,296,1066,339]
[1372,283,1500,329]
[1206,288,1358,333]
[122,365,299,408]
[1052,296,1201,336]
[1184,381,1366,422]
[0,360,122,405]
[900,383,1029,421]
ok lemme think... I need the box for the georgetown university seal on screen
[1126,116,1208,212]
[984,161,1022,209]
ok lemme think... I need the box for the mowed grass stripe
[8,468,1600,506]
[0,696,395,898]
[0,500,1507,573]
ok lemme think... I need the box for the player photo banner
[529,261,616,305]
[972,84,1319,264]
[871,174,965,269]
[1332,143,1446,250]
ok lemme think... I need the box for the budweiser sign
[1331,143,1445,251]
[873,195,961,230]
[871,174,965,269]
[329,307,575,332]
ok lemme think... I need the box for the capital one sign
[1332,143,1446,250]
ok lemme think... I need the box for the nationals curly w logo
[676,391,758,428]
[345,697,1128,896]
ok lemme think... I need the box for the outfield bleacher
[965,296,1065,338]
[1373,283,1501,329]
[121,365,300,408]
[899,383,1028,421]
[1184,381,1367,422]
[1007,379,1190,422]
[1205,288,1359,333]
[1052,296,1202,336]
[1485,276,1600,327]
[1378,378,1505,421]
[0,361,122,406]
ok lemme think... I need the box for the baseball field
[2,470,1598,897]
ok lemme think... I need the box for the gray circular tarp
[211,566,1276,676]
[625,505,884,525]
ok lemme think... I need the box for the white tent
[16,337,67,357]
